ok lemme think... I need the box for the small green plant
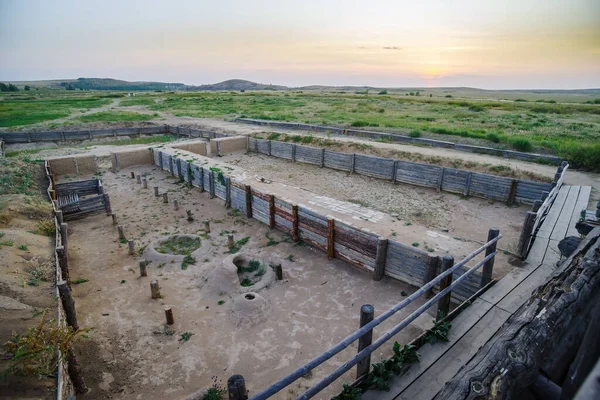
[286,254,295,262]
[408,130,421,138]
[228,236,250,254]
[181,255,196,270]
[364,360,394,391]
[332,384,363,400]
[119,238,127,244]
[35,219,55,236]
[163,324,175,336]
[120,280,126,284]
[411,242,419,247]
[217,300,225,305]
[265,232,279,246]
[240,278,253,287]
[72,279,89,285]
[509,137,533,152]
[0,239,14,246]
[485,132,500,143]
[178,332,194,342]
[202,376,227,400]
[424,319,451,344]
[18,244,28,251]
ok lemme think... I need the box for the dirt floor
[66,165,432,400]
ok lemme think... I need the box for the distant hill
[187,79,288,91]
[61,78,186,91]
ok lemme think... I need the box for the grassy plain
[1,88,599,169]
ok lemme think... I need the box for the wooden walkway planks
[362,185,591,400]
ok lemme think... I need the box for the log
[228,234,234,249]
[150,280,161,299]
[517,211,537,258]
[154,186,159,197]
[163,193,168,203]
[275,264,283,280]
[117,225,125,240]
[128,240,135,255]
[142,178,148,189]
[60,223,68,250]
[228,374,248,400]
[136,175,141,184]
[130,171,135,179]
[56,246,70,287]
[104,194,112,215]
[111,213,118,225]
[269,195,275,229]
[245,185,252,218]
[67,349,87,394]
[433,228,600,400]
[173,200,179,211]
[327,218,335,259]
[481,228,499,287]
[57,280,78,330]
[203,220,210,233]
[291,204,299,242]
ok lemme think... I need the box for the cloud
[382,46,402,50]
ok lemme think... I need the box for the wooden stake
[164,307,175,325]
[117,225,125,240]
[67,349,87,394]
[49,189,57,201]
[227,234,234,249]
[130,171,135,179]
[424,256,440,298]
[163,193,168,203]
[128,240,135,255]
[481,228,499,287]
[327,217,335,259]
[57,280,78,330]
[437,256,454,320]
[291,204,299,242]
[154,186,159,197]
[150,280,160,299]
[531,200,543,213]
[269,195,275,229]
[111,213,118,225]
[227,375,248,400]
[60,223,68,250]
[517,211,537,258]
[245,185,252,218]
[142,178,148,189]
[136,175,141,184]
[173,200,179,210]
[275,264,283,280]
[203,220,210,233]
[55,210,63,225]
[104,193,112,216]
[372,237,388,281]
[507,180,518,205]
[139,260,147,276]
[56,246,70,287]
[356,304,375,379]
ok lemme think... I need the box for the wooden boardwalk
[362,185,591,400]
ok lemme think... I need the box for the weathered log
[57,280,78,330]
[139,260,147,277]
[433,228,600,400]
[67,348,87,394]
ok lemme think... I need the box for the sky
[0,0,599,89]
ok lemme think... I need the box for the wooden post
[154,186,159,197]
[227,234,234,249]
[225,177,231,208]
[481,228,499,287]
[327,217,335,259]
[554,172,561,181]
[391,160,398,183]
[464,172,472,196]
[531,200,543,213]
[104,194,112,215]
[541,191,549,201]
[142,178,148,189]
[67,350,87,394]
[50,174,56,191]
[227,374,248,400]
[164,307,174,325]
[130,171,135,179]
[372,237,388,281]
[437,255,454,320]
[49,189,56,201]
[424,256,440,298]
[139,260,147,277]
[55,210,63,225]
[60,223,68,250]
[291,144,296,162]
[117,225,125,240]
[356,304,375,379]
[268,195,275,229]
[550,180,557,190]
[267,140,272,156]
[245,185,253,218]
[136,175,141,184]
[111,213,118,225]
[507,180,518,205]
[199,167,205,193]
[56,246,70,287]
[436,167,445,192]
[163,193,168,203]
[320,148,325,168]
[275,264,283,280]
[173,200,179,210]
[128,240,135,255]
[351,154,356,174]
[209,171,215,199]
[57,280,78,330]
[291,204,299,242]
[517,211,537,258]
[150,280,161,299]
[204,220,210,233]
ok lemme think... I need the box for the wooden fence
[154,148,491,304]
[516,161,569,258]
[54,179,111,221]
[248,138,552,205]
[236,118,563,166]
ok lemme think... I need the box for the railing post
[517,211,537,259]
[356,304,375,379]
[228,374,248,400]
[56,246,70,287]
[531,200,543,213]
[437,256,454,320]
[481,228,499,287]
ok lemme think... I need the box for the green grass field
[1,88,599,169]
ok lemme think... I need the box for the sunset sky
[1,0,599,89]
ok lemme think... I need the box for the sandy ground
[67,165,432,400]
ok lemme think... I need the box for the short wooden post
[481,228,499,287]
[50,174,56,191]
[60,223,68,250]
[56,246,70,287]
[245,185,252,218]
[128,240,135,255]
[67,350,87,394]
[225,178,231,208]
[550,180,557,190]
[436,167,445,192]
[320,148,325,168]
[150,280,161,299]
[227,374,248,400]
[227,234,234,249]
[173,200,179,211]
[199,167,205,193]
[267,140,272,156]
[291,144,296,162]
[517,211,537,258]
[275,264,283,280]
[57,280,79,330]
[424,256,440,298]
[356,304,375,379]
[104,194,112,216]
[163,192,168,203]
[268,195,275,229]
[372,237,388,281]
[117,225,125,240]
[327,217,335,259]
[142,178,148,189]
[464,172,472,196]
[531,200,543,213]
[130,171,135,179]
[203,220,210,233]
[437,256,454,320]
[154,186,159,197]
[291,204,299,242]
[541,191,549,201]
[554,172,561,181]
[55,210,63,225]
[111,213,118,225]
[507,180,518,205]
[209,171,216,199]
[49,189,57,201]
[136,175,141,184]
[351,153,356,174]
[139,260,147,277]
[164,307,174,325]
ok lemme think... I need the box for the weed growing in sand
[240,278,253,287]
[72,279,89,285]
[202,376,227,400]
[411,242,419,247]
[217,300,225,305]
[35,219,55,236]
[286,254,295,262]
[0,238,14,247]
[156,236,201,255]
[332,384,362,400]
[18,244,28,251]
[228,236,250,254]
[163,324,175,336]
[181,255,196,270]
[178,332,194,342]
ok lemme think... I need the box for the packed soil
[64,165,432,400]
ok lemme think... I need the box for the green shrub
[378,90,387,95]
[556,142,600,171]
[351,121,369,127]
[485,132,500,143]
[409,130,421,138]
[468,104,486,112]
[509,137,533,152]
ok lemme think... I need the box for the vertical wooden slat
[245,185,252,218]
[507,180,518,205]
[372,238,388,281]
[291,204,299,242]
[269,195,275,229]
[481,228,499,287]
[437,255,454,320]
[327,217,335,259]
